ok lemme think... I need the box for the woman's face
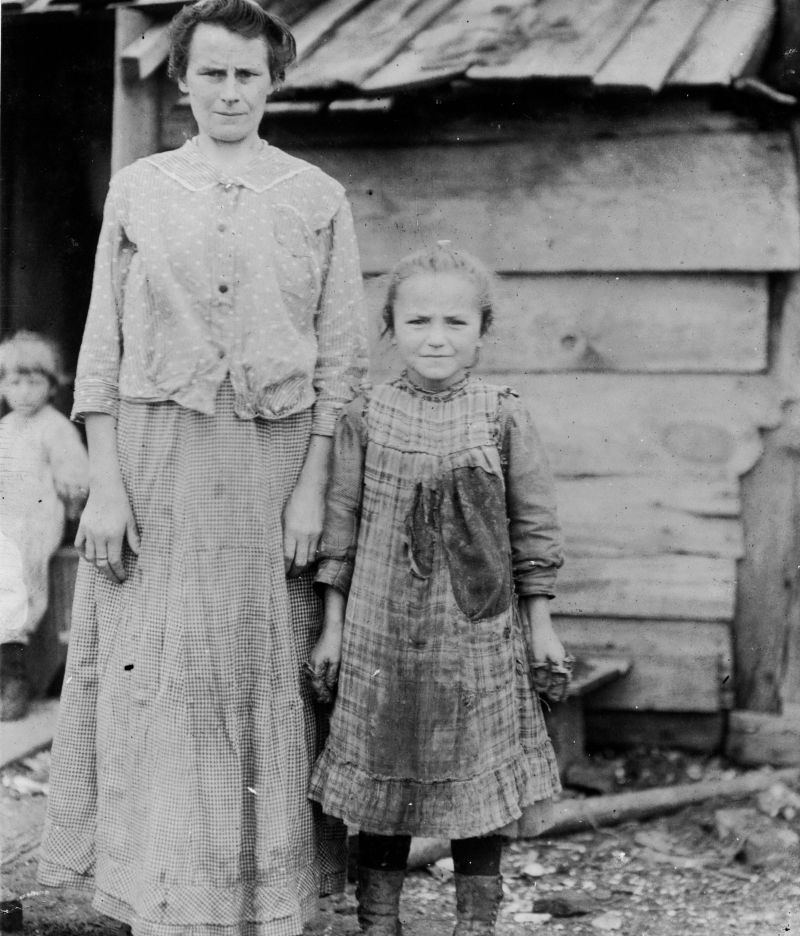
[179,23,273,148]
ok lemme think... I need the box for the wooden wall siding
[555,618,732,713]
[365,274,769,374]
[313,134,800,273]
[667,0,776,87]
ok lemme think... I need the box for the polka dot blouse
[73,138,368,436]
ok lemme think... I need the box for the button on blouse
[73,139,368,436]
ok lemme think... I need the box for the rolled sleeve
[314,397,367,595]
[501,393,564,598]
[310,197,368,436]
[71,176,132,422]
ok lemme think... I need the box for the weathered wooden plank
[322,133,800,273]
[593,0,716,92]
[508,373,782,481]
[291,0,375,61]
[553,556,736,621]
[726,707,800,766]
[555,477,743,559]
[776,272,800,399]
[668,0,776,86]
[554,618,732,712]
[585,711,724,752]
[121,20,171,82]
[736,413,800,711]
[466,0,651,81]
[360,0,535,94]
[112,8,162,173]
[284,0,459,92]
[365,274,769,374]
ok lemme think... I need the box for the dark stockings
[358,832,503,875]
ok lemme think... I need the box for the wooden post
[771,0,800,95]
[735,271,800,712]
[112,8,162,173]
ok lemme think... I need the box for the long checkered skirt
[38,381,345,936]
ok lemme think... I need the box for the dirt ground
[2,747,798,936]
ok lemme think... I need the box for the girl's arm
[75,413,140,584]
[47,411,90,519]
[307,586,345,702]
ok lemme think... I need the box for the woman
[38,1,367,932]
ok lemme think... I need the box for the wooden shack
[6,0,800,757]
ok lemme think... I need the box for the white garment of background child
[0,331,89,719]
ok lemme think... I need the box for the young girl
[307,243,568,935]
[0,331,88,720]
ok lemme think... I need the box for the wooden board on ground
[319,133,800,273]
[554,555,736,622]
[365,273,769,374]
[592,0,716,92]
[726,706,800,766]
[0,699,59,769]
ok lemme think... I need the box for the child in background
[0,331,89,720]
[307,243,568,935]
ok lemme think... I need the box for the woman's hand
[75,477,140,584]
[76,413,140,584]
[283,480,324,578]
[283,435,332,578]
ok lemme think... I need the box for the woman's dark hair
[381,241,495,337]
[168,0,297,85]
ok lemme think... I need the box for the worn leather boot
[453,873,503,936]
[0,642,30,722]
[356,866,405,935]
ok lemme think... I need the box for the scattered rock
[591,910,624,931]
[513,912,552,924]
[756,782,800,820]
[742,827,800,868]
[532,892,596,917]
[520,861,556,878]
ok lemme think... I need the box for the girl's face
[1,371,51,417]
[392,271,483,391]
[179,24,273,149]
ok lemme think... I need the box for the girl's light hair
[381,242,495,337]
[0,331,64,389]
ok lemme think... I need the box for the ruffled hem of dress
[309,741,561,839]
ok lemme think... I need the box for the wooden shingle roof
[5,0,779,100]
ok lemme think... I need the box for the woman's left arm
[283,193,367,577]
[283,434,331,577]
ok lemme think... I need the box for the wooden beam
[592,0,716,93]
[508,373,781,482]
[112,8,161,173]
[554,555,736,622]
[315,132,800,273]
[726,707,800,766]
[466,0,651,81]
[366,274,769,375]
[585,711,725,752]
[554,616,733,713]
[121,20,171,82]
[668,0,776,86]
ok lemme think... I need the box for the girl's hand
[521,595,566,666]
[306,619,343,704]
[75,476,140,584]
